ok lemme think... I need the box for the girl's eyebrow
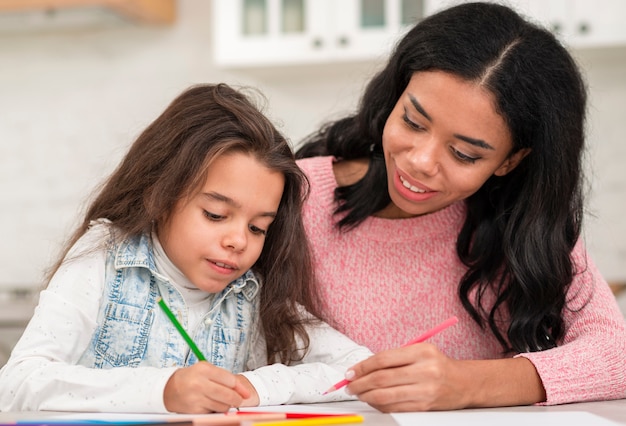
[204,191,239,207]
[203,192,277,218]
[408,93,495,151]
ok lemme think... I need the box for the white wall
[0,0,625,291]
[575,48,626,284]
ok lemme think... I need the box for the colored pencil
[193,413,287,425]
[235,413,355,419]
[242,414,364,426]
[322,316,459,394]
[157,297,206,361]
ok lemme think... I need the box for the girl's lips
[207,259,238,275]
[213,261,235,269]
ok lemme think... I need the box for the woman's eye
[203,210,223,221]
[402,114,424,131]
[453,149,479,164]
[249,225,267,236]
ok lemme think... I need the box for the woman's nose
[406,137,441,176]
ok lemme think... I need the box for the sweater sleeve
[517,240,626,404]
[240,311,373,406]
[0,223,177,413]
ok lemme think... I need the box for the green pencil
[157,296,206,361]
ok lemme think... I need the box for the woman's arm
[345,344,545,412]
[519,244,626,404]
[344,243,626,411]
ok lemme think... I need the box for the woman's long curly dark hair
[49,83,322,364]
[296,2,587,353]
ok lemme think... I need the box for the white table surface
[1,399,625,426]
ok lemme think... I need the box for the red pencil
[322,316,459,394]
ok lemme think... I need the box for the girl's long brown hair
[47,83,321,364]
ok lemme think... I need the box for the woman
[296,2,626,412]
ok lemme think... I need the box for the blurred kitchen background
[1,0,625,365]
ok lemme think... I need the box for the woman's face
[381,70,527,219]
[158,151,284,293]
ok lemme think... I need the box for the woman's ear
[494,148,531,176]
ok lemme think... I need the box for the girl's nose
[222,226,247,252]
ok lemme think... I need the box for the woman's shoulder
[296,156,334,177]
[297,156,370,187]
[296,156,338,192]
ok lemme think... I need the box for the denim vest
[77,232,260,373]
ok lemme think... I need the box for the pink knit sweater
[298,156,626,405]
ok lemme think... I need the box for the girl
[0,83,372,413]
[296,2,626,412]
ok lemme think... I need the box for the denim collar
[114,233,260,301]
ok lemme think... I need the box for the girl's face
[158,151,284,293]
[380,70,528,219]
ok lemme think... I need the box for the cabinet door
[567,0,626,48]
[332,0,427,62]
[515,0,626,49]
[213,0,332,67]
[213,0,430,67]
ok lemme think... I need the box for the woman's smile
[380,70,527,219]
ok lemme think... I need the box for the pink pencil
[322,316,459,394]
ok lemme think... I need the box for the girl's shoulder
[68,219,117,258]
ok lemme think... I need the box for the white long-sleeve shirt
[0,224,373,412]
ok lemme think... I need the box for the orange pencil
[241,414,364,426]
[323,316,459,394]
[192,413,287,425]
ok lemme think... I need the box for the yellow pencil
[243,414,364,426]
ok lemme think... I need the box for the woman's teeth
[400,176,426,193]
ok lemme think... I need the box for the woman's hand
[344,343,545,412]
[163,362,251,413]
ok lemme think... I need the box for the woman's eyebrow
[454,134,495,150]
[408,94,495,151]
[408,94,432,121]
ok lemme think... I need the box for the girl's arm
[0,224,176,413]
[240,316,374,406]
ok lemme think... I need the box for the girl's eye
[249,225,267,236]
[203,210,223,221]
[452,148,479,164]
[402,114,424,131]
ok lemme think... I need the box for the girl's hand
[344,343,471,412]
[344,343,545,412]
[163,362,251,413]
[235,374,260,407]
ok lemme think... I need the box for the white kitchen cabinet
[213,0,626,68]
[213,0,429,67]
[485,0,626,49]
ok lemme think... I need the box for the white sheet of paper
[391,410,620,426]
